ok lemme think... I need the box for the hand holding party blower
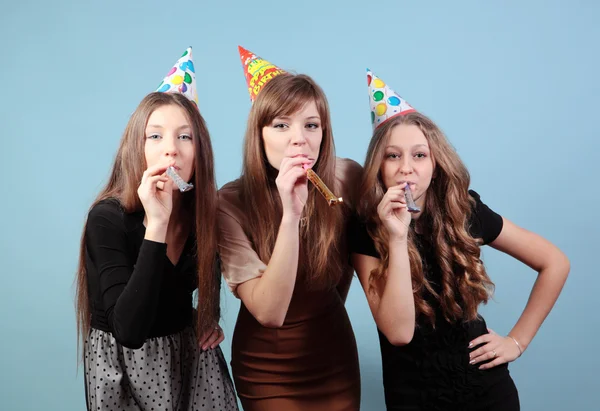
[303,164,343,206]
[157,166,194,193]
[404,184,420,213]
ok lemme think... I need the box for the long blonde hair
[359,112,494,325]
[75,92,220,355]
[238,73,345,288]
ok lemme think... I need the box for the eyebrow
[145,124,191,130]
[273,116,321,121]
[386,144,429,150]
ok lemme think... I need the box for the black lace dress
[350,190,520,411]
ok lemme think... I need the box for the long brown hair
[75,92,219,355]
[238,73,345,288]
[359,112,494,325]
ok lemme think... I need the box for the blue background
[1,0,598,409]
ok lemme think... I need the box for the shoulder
[218,179,242,202]
[84,198,131,243]
[87,198,143,234]
[335,157,363,184]
[217,180,244,220]
[467,189,503,245]
[335,157,364,210]
[348,213,380,258]
[88,198,125,223]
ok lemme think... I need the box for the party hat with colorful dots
[238,46,286,102]
[156,47,198,106]
[367,69,415,130]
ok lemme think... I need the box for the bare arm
[490,217,570,349]
[352,239,415,346]
[218,157,310,328]
[469,217,570,369]
[236,216,300,327]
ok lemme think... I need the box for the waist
[233,295,355,354]
[378,318,510,385]
[285,286,343,322]
[231,303,359,385]
[90,305,193,339]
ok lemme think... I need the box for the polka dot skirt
[84,327,238,410]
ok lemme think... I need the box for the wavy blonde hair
[238,73,345,288]
[358,112,494,325]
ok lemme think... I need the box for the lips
[397,181,417,192]
[291,153,314,161]
[290,153,315,169]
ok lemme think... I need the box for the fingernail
[468,342,473,348]
[469,360,474,365]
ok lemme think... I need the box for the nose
[290,126,308,147]
[398,156,413,174]
[163,136,178,157]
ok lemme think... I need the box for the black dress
[83,199,238,411]
[349,190,520,411]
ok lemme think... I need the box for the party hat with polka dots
[367,69,415,130]
[156,47,198,106]
[238,46,285,102]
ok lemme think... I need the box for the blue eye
[179,134,192,140]
[146,134,161,140]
